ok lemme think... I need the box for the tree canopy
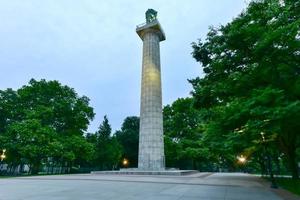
[190,0,300,178]
[93,115,122,170]
[0,79,95,174]
[115,116,139,167]
[163,98,212,170]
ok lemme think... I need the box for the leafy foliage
[0,79,95,174]
[94,116,122,170]
[163,98,212,170]
[115,116,139,167]
[190,0,300,178]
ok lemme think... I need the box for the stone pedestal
[136,20,166,170]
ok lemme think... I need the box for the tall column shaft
[138,29,165,170]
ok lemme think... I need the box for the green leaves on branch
[190,0,300,178]
[0,79,95,174]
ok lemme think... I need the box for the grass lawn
[275,178,300,196]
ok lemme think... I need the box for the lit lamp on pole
[0,149,6,161]
[237,154,247,173]
[237,154,247,165]
[122,158,129,168]
[260,132,277,189]
[0,149,6,172]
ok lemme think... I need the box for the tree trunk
[274,155,281,175]
[278,136,299,179]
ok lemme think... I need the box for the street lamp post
[260,132,278,189]
[237,155,247,172]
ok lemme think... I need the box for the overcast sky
[0,0,248,132]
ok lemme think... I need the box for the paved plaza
[0,173,284,200]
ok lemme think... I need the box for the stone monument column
[136,9,166,170]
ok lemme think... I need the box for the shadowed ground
[0,173,285,200]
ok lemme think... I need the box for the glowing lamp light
[0,149,6,161]
[122,158,129,167]
[237,155,247,164]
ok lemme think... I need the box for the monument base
[91,169,198,176]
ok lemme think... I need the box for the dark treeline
[0,0,299,179]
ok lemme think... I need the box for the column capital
[136,20,166,41]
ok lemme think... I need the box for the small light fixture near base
[122,158,129,167]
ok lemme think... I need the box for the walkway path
[0,173,284,200]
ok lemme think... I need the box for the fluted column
[136,21,165,170]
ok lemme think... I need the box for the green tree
[163,98,211,170]
[115,116,139,167]
[0,89,19,134]
[190,0,300,178]
[96,116,122,170]
[0,79,95,174]
[97,115,111,139]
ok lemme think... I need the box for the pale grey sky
[0,0,248,132]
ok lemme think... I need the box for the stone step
[91,170,198,176]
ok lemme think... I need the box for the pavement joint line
[11,177,252,188]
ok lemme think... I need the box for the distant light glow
[0,149,6,161]
[237,155,247,164]
[122,158,129,167]
[260,132,266,142]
